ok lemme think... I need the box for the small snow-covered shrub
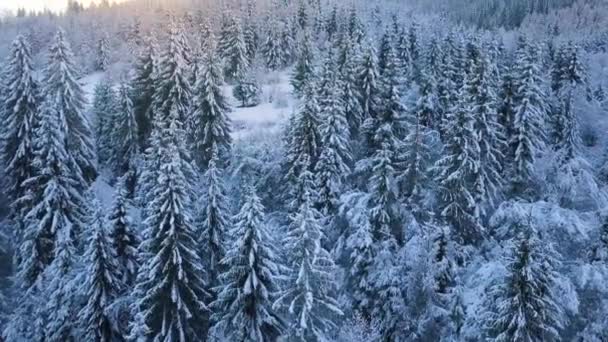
[580,123,598,147]
[232,78,261,107]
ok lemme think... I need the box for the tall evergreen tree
[211,187,283,341]
[78,200,122,342]
[510,40,546,194]
[92,81,116,167]
[152,22,192,127]
[0,35,40,219]
[131,35,158,149]
[108,176,139,287]
[338,39,363,136]
[291,31,314,98]
[218,15,249,81]
[130,109,209,341]
[190,45,232,170]
[284,83,322,192]
[96,33,110,71]
[274,171,342,341]
[357,45,381,123]
[197,146,230,287]
[262,21,285,71]
[434,88,482,244]
[464,44,505,218]
[109,83,139,181]
[315,80,351,216]
[484,232,564,341]
[43,29,96,184]
[17,101,87,289]
[44,224,78,342]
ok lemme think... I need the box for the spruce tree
[315,80,351,216]
[197,146,230,288]
[78,200,123,342]
[339,39,363,136]
[218,15,249,81]
[484,232,564,341]
[109,83,139,180]
[92,81,116,167]
[0,35,40,217]
[291,31,314,98]
[43,29,96,184]
[465,45,505,218]
[434,88,482,244]
[190,45,232,170]
[152,22,192,126]
[345,214,375,319]
[211,187,283,341]
[108,176,139,286]
[401,85,434,219]
[415,68,438,130]
[274,171,342,341]
[510,40,546,194]
[96,33,110,71]
[131,35,158,149]
[130,109,209,341]
[44,225,78,342]
[378,30,394,76]
[357,45,381,123]
[284,83,322,191]
[17,102,87,289]
[262,22,284,71]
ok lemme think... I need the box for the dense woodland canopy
[0,0,608,341]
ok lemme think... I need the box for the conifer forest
[1,0,608,341]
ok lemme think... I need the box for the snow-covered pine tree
[434,85,482,244]
[279,19,295,67]
[401,76,435,220]
[152,21,192,126]
[0,35,40,219]
[109,83,139,182]
[357,45,381,123]
[262,20,285,71]
[291,30,314,98]
[197,145,230,290]
[211,186,283,341]
[498,63,517,164]
[284,82,322,193]
[484,232,564,341]
[510,39,546,195]
[233,74,262,107]
[190,44,232,170]
[131,34,158,149]
[92,81,116,168]
[243,20,258,63]
[377,30,394,76]
[551,41,586,94]
[274,170,342,341]
[78,200,122,342]
[96,33,110,71]
[464,43,505,219]
[108,176,139,287]
[43,29,96,184]
[16,100,87,289]
[338,39,363,137]
[347,5,365,44]
[43,223,78,341]
[130,107,209,341]
[396,32,412,87]
[315,71,351,216]
[415,67,438,130]
[367,140,402,246]
[218,15,249,81]
[345,208,375,319]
